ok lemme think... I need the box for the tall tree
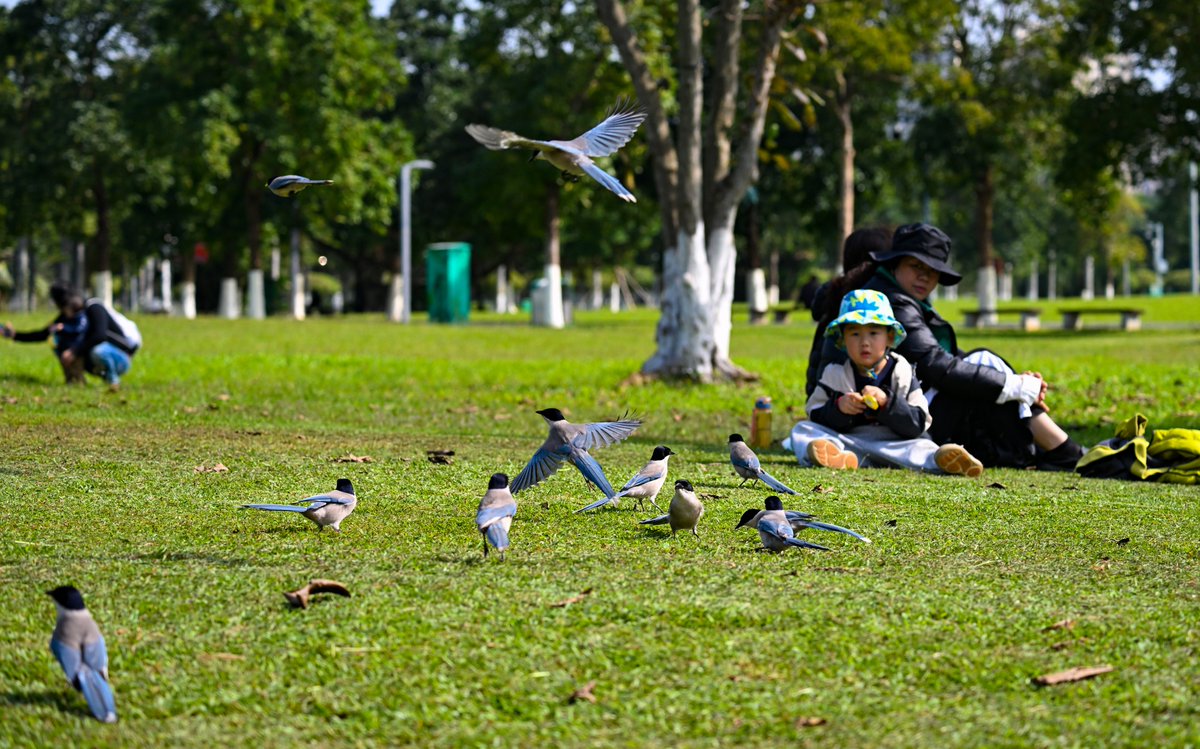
[596,0,801,381]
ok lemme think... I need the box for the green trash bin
[425,242,471,323]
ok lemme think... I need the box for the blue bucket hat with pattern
[824,289,907,348]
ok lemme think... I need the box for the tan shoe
[807,439,859,470]
[935,444,984,477]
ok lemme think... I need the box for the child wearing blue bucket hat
[784,289,983,476]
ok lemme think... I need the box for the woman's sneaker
[935,444,984,477]
[807,439,859,470]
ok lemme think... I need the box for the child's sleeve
[806,369,856,433]
[876,369,933,438]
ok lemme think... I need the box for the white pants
[782,420,944,473]
[925,349,1032,419]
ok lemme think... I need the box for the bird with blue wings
[736,496,872,552]
[510,408,641,497]
[266,175,334,197]
[728,433,798,495]
[241,478,357,532]
[465,99,647,203]
[46,585,117,723]
[638,479,704,538]
[476,472,516,558]
[577,445,674,513]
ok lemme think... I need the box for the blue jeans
[89,342,132,385]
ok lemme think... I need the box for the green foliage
[1,312,1199,745]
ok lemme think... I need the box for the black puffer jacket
[862,271,1006,400]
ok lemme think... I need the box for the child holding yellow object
[784,290,983,476]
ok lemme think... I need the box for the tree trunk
[975,164,997,319]
[536,182,565,328]
[93,162,111,273]
[834,74,855,263]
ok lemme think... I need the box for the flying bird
[728,434,798,495]
[735,496,871,552]
[638,479,704,538]
[577,445,674,513]
[465,100,647,202]
[241,478,357,532]
[511,408,641,497]
[267,175,334,197]
[476,472,517,558]
[46,585,117,723]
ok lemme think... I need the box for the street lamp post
[391,159,435,323]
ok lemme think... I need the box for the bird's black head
[46,585,85,610]
[764,496,784,511]
[536,408,566,422]
[651,445,674,460]
[674,479,694,492]
[488,473,509,490]
[728,433,745,443]
[736,508,761,529]
[336,478,354,495]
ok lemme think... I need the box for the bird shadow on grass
[129,551,252,567]
[0,687,88,717]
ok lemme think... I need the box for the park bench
[962,307,1042,332]
[769,303,798,324]
[1059,307,1144,331]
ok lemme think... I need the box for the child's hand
[861,385,888,410]
[1,322,13,339]
[1023,370,1049,410]
[837,392,866,415]
[51,323,64,333]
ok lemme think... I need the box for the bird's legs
[737,477,751,487]
[483,539,489,558]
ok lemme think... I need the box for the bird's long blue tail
[784,537,830,551]
[484,524,510,552]
[76,667,117,723]
[800,520,871,543]
[241,504,309,513]
[570,450,616,498]
[639,514,671,526]
[758,470,798,495]
[576,496,616,513]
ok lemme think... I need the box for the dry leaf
[812,484,833,494]
[194,463,229,474]
[1050,637,1090,651]
[1116,537,1130,546]
[796,717,827,728]
[182,406,198,414]
[493,412,511,421]
[207,403,220,411]
[568,681,597,704]
[1042,619,1075,632]
[987,482,1007,489]
[241,430,263,436]
[4,396,18,405]
[334,454,374,464]
[672,411,684,422]
[885,519,898,527]
[699,493,724,501]
[284,579,352,609]
[426,449,455,465]
[198,652,245,663]
[550,588,594,608]
[216,393,231,401]
[540,502,550,510]
[1031,665,1113,686]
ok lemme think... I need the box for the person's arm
[3,320,53,343]
[873,374,930,439]
[891,297,1007,399]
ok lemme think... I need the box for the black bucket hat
[870,223,963,286]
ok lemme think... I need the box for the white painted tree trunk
[92,271,113,308]
[246,269,266,319]
[181,281,197,319]
[291,273,306,320]
[218,278,240,319]
[496,264,509,313]
[387,275,403,322]
[1027,257,1039,301]
[1081,255,1095,300]
[746,268,768,315]
[537,263,565,329]
[976,265,998,325]
[160,259,173,315]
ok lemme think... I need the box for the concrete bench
[768,304,798,324]
[963,307,1042,332]
[1060,307,1144,331]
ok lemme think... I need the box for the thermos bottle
[750,396,773,449]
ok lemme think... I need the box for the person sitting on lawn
[788,289,984,477]
[857,223,1083,470]
[2,283,139,389]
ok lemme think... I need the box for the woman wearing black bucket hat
[849,223,1084,471]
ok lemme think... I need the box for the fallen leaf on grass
[568,681,597,704]
[885,519,898,527]
[987,482,1007,489]
[796,717,827,728]
[1093,558,1112,572]
[3,396,18,405]
[285,579,352,609]
[1031,665,1113,687]
[1116,537,1130,546]
[493,412,512,421]
[198,652,245,663]
[812,484,833,494]
[216,393,231,401]
[194,463,229,474]
[1042,619,1075,632]
[426,449,455,465]
[550,588,593,608]
[1050,638,1089,651]
[333,454,374,464]
[241,430,263,436]
[672,412,684,422]
[182,406,198,415]
[540,502,550,510]
[699,492,724,501]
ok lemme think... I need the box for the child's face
[842,323,894,369]
[893,256,939,301]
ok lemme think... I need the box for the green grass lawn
[1,304,1199,747]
